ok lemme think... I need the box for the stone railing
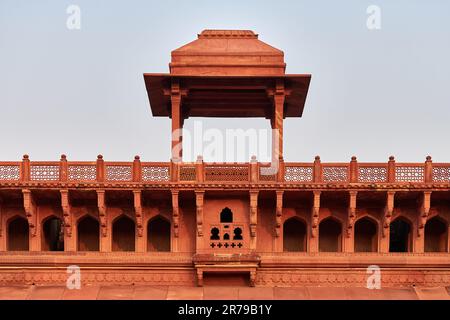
[0,154,448,184]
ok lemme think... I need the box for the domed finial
[97,154,103,160]
[426,156,432,161]
[23,154,29,160]
[351,156,357,161]
[315,156,321,161]
[134,155,140,160]
[389,156,395,161]
[61,154,67,160]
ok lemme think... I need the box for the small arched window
[220,207,233,223]
[210,227,220,240]
[233,228,243,240]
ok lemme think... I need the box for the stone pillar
[345,191,358,253]
[23,189,40,251]
[134,190,145,252]
[271,80,285,164]
[310,191,321,253]
[349,156,358,183]
[249,190,259,250]
[61,190,75,252]
[171,81,183,161]
[195,190,205,252]
[274,190,284,252]
[171,190,180,252]
[0,197,4,251]
[133,156,142,182]
[97,190,110,252]
[416,191,432,253]
[380,191,395,253]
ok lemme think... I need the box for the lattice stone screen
[358,166,387,183]
[106,165,132,181]
[142,165,170,182]
[180,166,196,181]
[0,165,20,181]
[433,167,450,183]
[30,165,60,181]
[205,165,249,182]
[323,166,348,182]
[284,166,313,182]
[395,166,424,183]
[68,165,96,181]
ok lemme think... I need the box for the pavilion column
[344,191,357,253]
[310,191,321,253]
[380,191,395,253]
[416,191,431,253]
[195,190,204,252]
[23,189,40,251]
[249,191,258,250]
[171,81,183,162]
[134,190,145,253]
[97,190,110,252]
[274,190,284,252]
[61,190,75,252]
[171,190,180,252]
[0,197,4,251]
[271,81,285,165]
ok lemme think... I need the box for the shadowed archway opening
[220,207,233,223]
[425,217,448,252]
[354,217,378,252]
[77,216,100,252]
[389,218,412,253]
[319,218,342,252]
[7,217,29,251]
[42,216,64,251]
[283,218,307,252]
[147,216,171,252]
[112,215,135,252]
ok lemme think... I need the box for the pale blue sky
[1,0,449,163]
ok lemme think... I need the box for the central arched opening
[220,207,233,223]
[425,217,448,252]
[7,216,29,251]
[112,215,135,252]
[389,218,412,252]
[354,217,378,252]
[283,218,307,252]
[42,216,64,251]
[319,218,342,252]
[77,215,100,252]
[147,216,171,252]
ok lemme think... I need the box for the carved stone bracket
[383,191,395,238]
[171,190,180,238]
[347,191,358,238]
[97,190,107,237]
[275,191,283,237]
[133,190,144,237]
[22,189,37,237]
[60,190,72,237]
[311,191,321,238]
[195,190,204,237]
[249,191,258,238]
[418,191,432,238]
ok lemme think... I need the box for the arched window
[220,207,233,223]
[77,216,100,252]
[233,227,243,240]
[42,216,64,251]
[7,216,29,251]
[283,218,307,252]
[223,233,230,240]
[354,217,378,252]
[112,215,135,252]
[147,216,170,252]
[425,217,448,253]
[389,218,412,253]
[319,218,342,252]
[210,227,220,240]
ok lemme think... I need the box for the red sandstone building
[0,30,449,288]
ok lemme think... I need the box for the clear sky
[1,0,449,163]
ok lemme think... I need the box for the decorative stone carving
[195,190,204,237]
[22,189,37,237]
[249,191,258,238]
[311,191,321,238]
[133,190,144,237]
[60,189,72,237]
[383,191,395,237]
[418,191,432,237]
[171,190,180,237]
[275,191,283,237]
[97,190,107,237]
[347,191,358,238]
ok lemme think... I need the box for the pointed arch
[425,216,448,252]
[354,216,378,252]
[220,207,233,223]
[42,215,64,251]
[7,216,29,251]
[319,217,342,252]
[112,215,135,252]
[147,215,171,252]
[283,217,307,252]
[77,215,99,252]
[389,216,412,253]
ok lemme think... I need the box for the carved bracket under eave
[249,191,258,238]
[60,190,72,237]
[275,191,283,237]
[347,191,358,238]
[382,191,396,238]
[311,191,321,238]
[22,189,37,237]
[133,190,144,237]
[97,190,107,237]
[195,190,204,237]
[171,190,180,238]
[418,191,432,238]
